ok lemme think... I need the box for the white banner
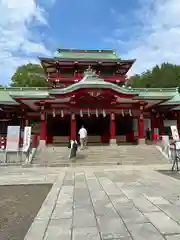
[171,125,180,149]
[171,125,179,140]
[164,120,177,127]
[22,126,31,152]
[162,135,170,146]
[6,126,20,152]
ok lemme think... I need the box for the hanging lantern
[41,112,45,121]
[40,104,45,120]
[80,109,83,117]
[96,109,99,118]
[88,108,90,117]
[71,113,75,120]
[102,109,106,117]
[61,110,64,118]
[52,108,56,118]
[140,105,143,111]
[121,109,124,117]
[140,113,143,120]
[111,113,115,120]
[40,105,44,111]
[129,109,132,116]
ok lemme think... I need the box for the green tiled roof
[0,89,19,105]
[134,88,178,100]
[9,90,49,98]
[0,85,179,105]
[161,94,180,105]
[54,49,120,60]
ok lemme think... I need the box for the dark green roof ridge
[54,48,120,60]
[57,48,117,54]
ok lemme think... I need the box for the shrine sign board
[171,126,179,140]
[171,125,180,149]
[6,126,20,152]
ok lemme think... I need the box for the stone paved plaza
[1,164,180,239]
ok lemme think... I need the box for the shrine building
[0,48,180,147]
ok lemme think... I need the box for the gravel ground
[0,184,52,240]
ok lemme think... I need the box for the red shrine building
[0,49,180,147]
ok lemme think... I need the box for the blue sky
[1,0,180,84]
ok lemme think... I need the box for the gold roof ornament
[81,66,104,83]
[84,66,97,77]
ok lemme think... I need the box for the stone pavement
[1,164,180,239]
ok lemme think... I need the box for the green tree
[129,63,180,88]
[11,63,47,87]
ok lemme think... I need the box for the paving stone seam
[142,195,180,235]
[137,173,180,227]
[84,172,104,240]
[70,172,75,240]
[154,172,180,191]
[25,173,66,240]
[94,172,135,240]
[118,177,176,239]
[151,169,180,186]
[42,173,68,239]
[144,170,180,188]
[129,172,177,207]
[104,173,169,240]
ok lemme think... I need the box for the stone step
[32,145,167,166]
[29,160,164,167]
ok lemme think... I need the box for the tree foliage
[11,63,47,87]
[129,63,180,88]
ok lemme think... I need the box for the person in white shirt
[78,125,87,149]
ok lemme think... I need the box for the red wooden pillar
[151,115,156,140]
[158,116,164,137]
[151,116,155,133]
[32,135,38,148]
[40,119,46,141]
[20,118,25,129]
[110,113,116,145]
[39,105,46,146]
[138,106,145,144]
[70,113,76,140]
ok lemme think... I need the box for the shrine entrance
[76,115,110,145]
[46,115,70,145]
[115,115,134,143]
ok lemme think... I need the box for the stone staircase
[31,145,167,167]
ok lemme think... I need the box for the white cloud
[0,0,52,85]
[116,0,180,75]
